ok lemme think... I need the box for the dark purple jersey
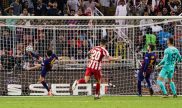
[41,54,58,72]
[141,52,156,74]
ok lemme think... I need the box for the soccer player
[156,37,182,98]
[27,50,62,96]
[72,39,119,100]
[137,44,156,96]
[23,46,43,70]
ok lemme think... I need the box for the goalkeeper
[137,44,156,96]
[156,37,182,98]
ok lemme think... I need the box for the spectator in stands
[84,7,93,16]
[48,0,67,16]
[143,27,156,51]
[55,35,68,56]
[78,30,87,40]
[22,1,29,12]
[35,30,48,57]
[16,43,24,57]
[69,9,76,16]
[0,51,15,71]
[67,10,78,24]
[157,25,173,50]
[75,8,84,16]
[20,8,30,16]
[82,0,100,13]
[127,0,137,16]
[16,8,31,25]
[47,2,59,16]
[115,0,127,18]
[168,0,181,14]
[34,0,47,16]
[176,5,182,15]
[67,0,80,14]
[170,11,176,16]
[82,39,91,58]
[10,0,22,16]
[162,7,169,16]
[0,29,14,56]
[137,0,148,15]
[22,0,34,14]
[147,3,155,15]
[0,10,2,16]
[151,24,163,33]
[75,46,83,59]
[115,0,128,39]
[4,7,14,16]
[0,10,5,25]
[114,0,123,6]
[140,11,154,35]
[99,0,111,16]
[68,38,76,58]
[106,29,115,56]
[157,11,162,16]
[156,0,166,13]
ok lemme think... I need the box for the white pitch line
[0,95,181,98]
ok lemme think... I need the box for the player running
[27,50,62,96]
[72,39,119,100]
[137,44,156,96]
[156,37,181,98]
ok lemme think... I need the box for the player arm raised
[105,55,120,61]
[156,50,168,68]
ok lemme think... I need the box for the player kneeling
[137,44,156,96]
[72,39,119,100]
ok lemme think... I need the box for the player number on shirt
[171,53,177,62]
[90,50,101,61]
[50,58,56,65]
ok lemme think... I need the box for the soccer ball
[26,45,33,52]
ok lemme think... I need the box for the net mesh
[0,18,181,96]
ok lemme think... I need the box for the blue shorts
[40,67,47,78]
[159,66,175,79]
[138,71,151,81]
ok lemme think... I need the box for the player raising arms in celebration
[72,39,119,100]
[137,44,156,96]
[156,37,181,98]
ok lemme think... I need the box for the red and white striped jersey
[87,46,110,70]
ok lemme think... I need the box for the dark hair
[149,44,155,51]
[168,37,174,44]
[100,39,108,45]
[146,27,152,34]
[47,50,53,57]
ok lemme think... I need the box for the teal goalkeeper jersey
[159,46,182,67]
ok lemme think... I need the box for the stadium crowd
[0,0,181,17]
[0,0,182,71]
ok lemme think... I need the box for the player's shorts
[159,66,175,79]
[138,70,151,81]
[40,68,47,78]
[85,68,102,81]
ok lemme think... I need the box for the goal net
[0,16,181,96]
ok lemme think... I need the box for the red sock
[78,78,86,84]
[96,83,100,95]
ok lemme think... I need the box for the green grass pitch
[0,96,181,108]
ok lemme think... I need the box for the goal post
[0,16,181,96]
